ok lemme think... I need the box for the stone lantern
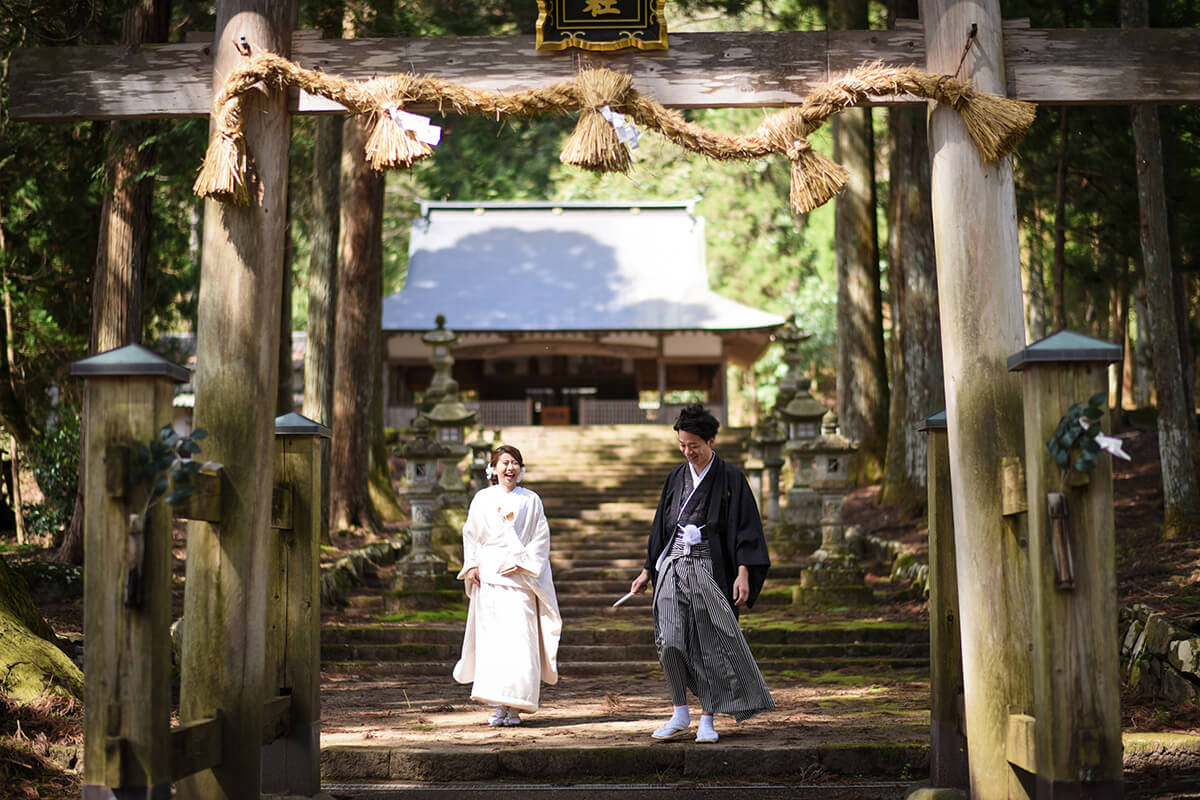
[467,434,495,496]
[758,411,787,528]
[392,416,451,607]
[772,314,809,410]
[779,376,828,554]
[399,416,446,562]
[427,378,475,508]
[796,409,872,607]
[421,314,457,414]
[743,422,766,513]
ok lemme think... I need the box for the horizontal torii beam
[9,24,1200,121]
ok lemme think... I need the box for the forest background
[0,0,1197,556]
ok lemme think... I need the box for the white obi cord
[654,523,705,574]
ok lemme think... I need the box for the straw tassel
[364,110,434,171]
[192,131,250,207]
[560,69,635,173]
[777,136,845,215]
[955,91,1037,162]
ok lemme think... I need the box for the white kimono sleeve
[456,494,483,579]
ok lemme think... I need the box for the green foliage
[130,425,208,515]
[20,417,80,541]
[1046,392,1107,487]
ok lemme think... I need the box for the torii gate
[10,1,1200,799]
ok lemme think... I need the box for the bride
[452,444,561,727]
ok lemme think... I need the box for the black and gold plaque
[535,0,668,51]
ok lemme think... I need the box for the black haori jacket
[643,451,771,610]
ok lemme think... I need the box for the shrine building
[382,200,784,428]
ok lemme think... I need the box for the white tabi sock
[698,714,716,736]
[669,705,690,727]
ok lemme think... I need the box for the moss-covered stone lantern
[794,409,872,607]
[392,416,454,608]
[772,314,809,410]
[421,314,457,414]
[779,376,828,555]
[758,410,787,528]
[467,435,495,496]
[400,416,447,560]
[427,378,475,508]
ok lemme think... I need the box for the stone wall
[1121,604,1200,702]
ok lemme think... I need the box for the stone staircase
[321,423,929,681]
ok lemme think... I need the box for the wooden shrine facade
[383,201,783,427]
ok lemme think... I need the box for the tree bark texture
[0,555,83,702]
[1111,262,1130,432]
[303,114,341,542]
[367,170,401,521]
[1124,0,1200,539]
[303,115,341,428]
[1129,102,1200,538]
[278,190,294,416]
[56,0,169,566]
[330,115,383,533]
[1021,196,1049,343]
[831,0,888,483]
[881,102,942,507]
[1051,106,1069,332]
[1133,283,1153,407]
[833,107,888,482]
[1172,271,1196,421]
[922,2,1035,797]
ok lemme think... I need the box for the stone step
[322,655,930,678]
[554,580,641,595]
[554,566,644,581]
[318,743,926,788]
[321,641,930,668]
[552,556,646,570]
[320,621,929,648]
[321,779,916,800]
[556,557,646,569]
[549,540,646,555]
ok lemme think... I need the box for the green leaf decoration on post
[1045,393,1129,492]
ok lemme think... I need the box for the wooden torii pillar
[922,2,1034,798]
[175,2,296,799]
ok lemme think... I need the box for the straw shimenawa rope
[193,53,1036,214]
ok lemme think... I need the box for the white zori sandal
[488,706,521,727]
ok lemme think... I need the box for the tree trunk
[303,116,341,428]
[1173,271,1196,422]
[1123,0,1200,539]
[278,190,294,416]
[1051,107,1069,331]
[1111,260,1130,433]
[0,555,83,702]
[304,115,342,543]
[369,289,403,521]
[832,0,887,482]
[330,115,382,533]
[881,95,942,508]
[56,0,169,566]
[1133,282,1153,407]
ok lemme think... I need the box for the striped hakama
[653,533,774,721]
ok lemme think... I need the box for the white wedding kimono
[452,484,561,712]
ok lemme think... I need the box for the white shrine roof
[382,201,785,334]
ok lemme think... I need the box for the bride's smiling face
[494,452,522,490]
